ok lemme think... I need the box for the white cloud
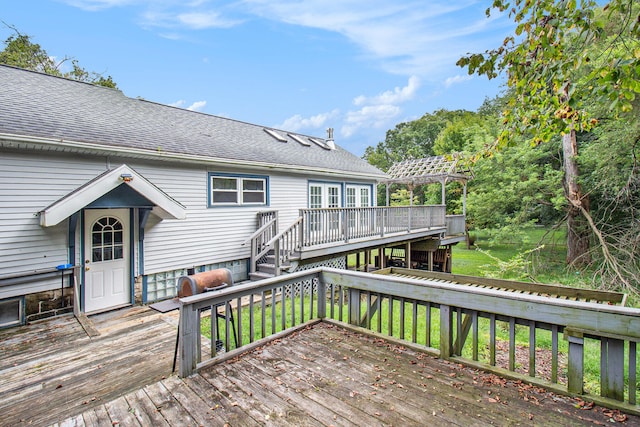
[339,76,418,137]
[177,12,236,29]
[169,100,186,108]
[444,74,473,88]
[342,104,401,137]
[169,100,207,111]
[141,10,242,30]
[242,0,511,76]
[64,1,511,77]
[187,101,207,111]
[276,110,340,132]
[61,0,138,11]
[354,76,420,107]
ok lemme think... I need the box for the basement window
[0,297,24,329]
[209,173,269,207]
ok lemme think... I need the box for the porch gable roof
[39,164,187,227]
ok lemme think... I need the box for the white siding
[0,150,379,291]
[0,152,109,292]
[135,163,312,274]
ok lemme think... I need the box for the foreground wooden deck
[2,308,637,426]
[0,307,178,427]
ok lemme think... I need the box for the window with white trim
[209,174,268,206]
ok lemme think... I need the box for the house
[0,64,389,325]
[0,64,471,328]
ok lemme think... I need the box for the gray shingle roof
[0,65,385,179]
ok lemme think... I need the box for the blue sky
[2,1,511,156]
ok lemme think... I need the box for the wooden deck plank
[202,360,327,426]
[142,381,198,426]
[57,414,85,427]
[104,396,142,427]
[0,308,178,427]
[161,375,226,426]
[306,328,555,425]
[183,373,261,426]
[250,332,430,424]
[81,405,113,427]
[245,346,411,426]
[4,307,640,427]
[223,357,366,426]
[276,328,482,426]
[123,388,171,427]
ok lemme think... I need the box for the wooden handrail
[241,217,277,246]
[265,217,303,247]
[179,267,640,411]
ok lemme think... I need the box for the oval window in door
[91,217,124,262]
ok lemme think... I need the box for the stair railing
[242,217,278,274]
[264,216,304,276]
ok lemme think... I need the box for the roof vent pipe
[326,127,336,150]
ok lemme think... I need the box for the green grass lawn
[453,226,592,287]
[203,226,634,397]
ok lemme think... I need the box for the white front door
[84,209,131,313]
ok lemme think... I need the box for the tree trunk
[562,128,591,266]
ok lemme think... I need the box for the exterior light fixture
[120,173,133,183]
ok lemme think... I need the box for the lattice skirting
[283,256,346,297]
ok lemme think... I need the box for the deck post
[566,330,585,395]
[348,288,361,327]
[601,337,625,401]
[317,274,327,319]
[274,238,281,276]
[178,303,198,378]
[440,304,453,358]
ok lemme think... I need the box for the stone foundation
[25,288,74,322]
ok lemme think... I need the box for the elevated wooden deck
[1,308,637,426]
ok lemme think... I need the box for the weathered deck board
[72,324,640,426]
[3,308,639,427]
[0,307,177,427]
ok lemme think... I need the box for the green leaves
[458,0,639,149]
[0,30,119,89]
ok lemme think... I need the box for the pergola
[381,155,472,214]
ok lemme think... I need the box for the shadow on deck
[1,308,637,426]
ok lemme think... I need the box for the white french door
[83,209,131,313]
[309,183,341,237]
[346,185,372,230]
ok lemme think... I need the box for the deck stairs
[249,250,299,281]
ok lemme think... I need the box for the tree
[0,25,118,89]
[364,109,471,171]
[457,0,640,267]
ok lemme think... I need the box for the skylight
[308,137,330,150]
[288,133,311,146]
[263,128,287,142]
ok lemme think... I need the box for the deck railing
[300,205,446,247]
[178,268,640,410]
[247,206,447,276]
[445,214,466,236]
